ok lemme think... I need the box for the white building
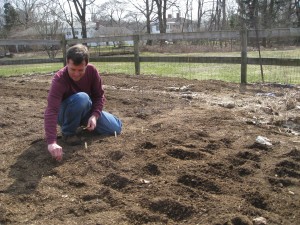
[151,13,195,34]
[64,21,97,40]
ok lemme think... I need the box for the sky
[90,0,238,22]
[0,0,239,23]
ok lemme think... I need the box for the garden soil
[0,73,299,225]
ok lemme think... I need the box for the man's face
[67,59,87,81]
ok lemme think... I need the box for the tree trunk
[295,0,300,26]
[197,0,204,31]
[72,0,88,39]
[154,0,167,33]
[146,0,153,45]
[222,0,226,29]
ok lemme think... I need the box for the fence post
[133,35,140,75]
[241,25,247,84]
[61,36,67,67]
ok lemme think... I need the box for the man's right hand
[48,143,63,161]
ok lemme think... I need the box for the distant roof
[9,22,133,39]
[151,16,194,25]
[95,26,133,36]
[10,23,65,38]
[63,21,97,29]
[10,27,38,38]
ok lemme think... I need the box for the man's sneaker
[62,134,82,146]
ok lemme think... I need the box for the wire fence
[1,29,300,84]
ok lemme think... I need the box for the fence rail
[2,56,299,67]
[0,39,60,46]
[2,56,299,66]
[0,58,63,65]
[1,28,300,83]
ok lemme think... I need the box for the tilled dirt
[0,73,299,225]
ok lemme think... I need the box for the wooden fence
[1,28,300,83]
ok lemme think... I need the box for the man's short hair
[66,44,89,65]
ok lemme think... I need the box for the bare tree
[129,0,155,44]
[295,0,300,27]
[52,0,77,39]
[153,0,166,33]
[52,0,76,39]
[207,0,215,30]
[222,0,227,29]
[207,0,227,31]
[35,1,64,58]
[215,0,221,30]
[181,0,194,32]
[96,0,128,27]
[111,0,128,26]
[196,0,207,31]
[13,0,41,28]
[89,4,98,22]
[125,11,145,33]
[282,1,295,27]
[71,0,96,38]
[129,0,155,33]
[0,6,4,33]
[153,0,177,34]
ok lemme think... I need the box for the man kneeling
[44,44,122,161]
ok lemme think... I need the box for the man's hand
[48,143,63,161]
[86,115,97,131]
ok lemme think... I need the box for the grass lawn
[1,48,300,84]
[0,63,62,77]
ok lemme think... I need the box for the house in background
[64,21,134,46]
[151,13,196,34]
[64,21,96,40]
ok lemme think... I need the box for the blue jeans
[58,92,122,136]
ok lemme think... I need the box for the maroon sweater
[44,64,105,144]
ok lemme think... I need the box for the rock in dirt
[253,216,267,225]
[218,101,235,109]
[255,136,272,146]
